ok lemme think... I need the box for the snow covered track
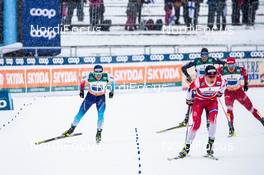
[0,89,264,175]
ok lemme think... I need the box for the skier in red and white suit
[178,65,226,158]
[218,57,264,137]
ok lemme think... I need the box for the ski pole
[184,105,192,144]
[218,98,230,123]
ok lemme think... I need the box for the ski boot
[228,127,235,137]
[228,122,235,137]
[62,125,76,137]
[96,129,102,144]
[260,118,264,127]
[178,144,190,158]
[206,138,214,155]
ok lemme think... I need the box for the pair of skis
[156,123,191,133]
[156,106,192,134]
[35,133,82,145]
[168,154,219,161]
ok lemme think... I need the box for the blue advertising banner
[1,50,264,66]
[22,0,61,56]
[0,90,13,110]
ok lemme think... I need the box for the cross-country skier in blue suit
[63,65,115,143]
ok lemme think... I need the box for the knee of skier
[192,112,202,131]
[227,110,234,118]
[226,105,233,112]
[208,109,218,124]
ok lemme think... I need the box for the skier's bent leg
[72,98,94,127]
[208,109,218,140]
[238,92,262,121]
[186,101,203,144]
[96,98,106,130]
[95,95,106,143]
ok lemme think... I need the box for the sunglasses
[201,52,209,56]
[227,64,236,68]
[207,74,216,78]
[94,72,102,77]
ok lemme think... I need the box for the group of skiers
[177,48,264,158]
[62,48,264,160]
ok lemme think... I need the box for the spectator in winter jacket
[65,0,86,25]
[164,0,174,25]
[216,0,227,30]
[231,0,244,25]
[125,0,140,31]
[207,0,227,30]
[241,0,259,25]
[89,0,105,28]
[138,0,151,27]
[183,0,201,29]
[174,0,182,25]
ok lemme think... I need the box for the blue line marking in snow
[135,127,142,174]
[0,99,35,131]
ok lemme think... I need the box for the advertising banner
[237,58,264,87]
[0,64,183,93]
[146,65,182,84]
[0,90,13,111]
[22,0,61,56]
[112,66,146,85]
[1,57,263,94]
[26,68,50,92]
[51,68,79,91]
[1,51,264,66]
[0,69,26,93]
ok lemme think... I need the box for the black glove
[244,82,248,92]
[186,99,193,106]
[216,92,223,97]
[186,76,192,83]
[109,92,114,98]
[79,90,84,98]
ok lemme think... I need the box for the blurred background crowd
[58,0,261,31]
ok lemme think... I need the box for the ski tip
[228,133,236,138]
[167,156,184,161]
[74,132,83,136]
[35,141,42,145]
[203,154,219,160]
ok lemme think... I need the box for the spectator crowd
[61,0,260,31]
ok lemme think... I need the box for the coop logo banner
[30,25,59,40]
[30,8,56,19]
[23,0,61,56]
